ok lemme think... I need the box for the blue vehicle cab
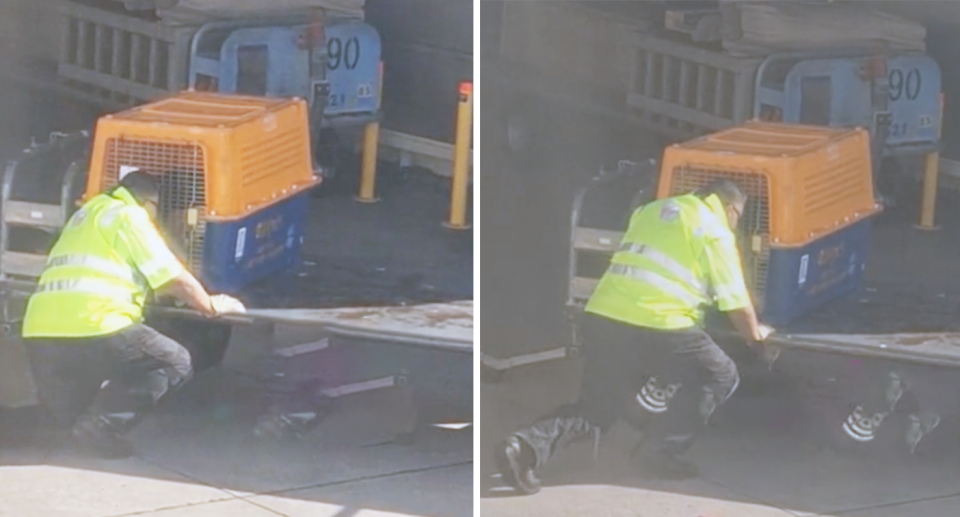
[187,16,383,178]
[754,52,941,158]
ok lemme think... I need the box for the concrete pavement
[479,359,960,517]
[0,322,473,517]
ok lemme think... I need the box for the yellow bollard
[916,92,944,231]
[356,60,384,204]
[356,121,381,204]
[444,81,473,230]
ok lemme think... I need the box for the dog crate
[84,91,320,292]
[657,121,882,325]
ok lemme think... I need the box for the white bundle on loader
[719,1,926,56]
[157,0,365,23]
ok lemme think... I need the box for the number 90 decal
[327,36,361,71]
[889,68,922,102]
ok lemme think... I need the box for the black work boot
[494,436,542,495]
[71,418,134,460]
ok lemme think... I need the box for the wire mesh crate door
[668,167,771,311]
[102,138,208,272]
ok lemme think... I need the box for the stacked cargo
[718,1,926,57]
[157,0,365,23]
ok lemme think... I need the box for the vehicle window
[799,76,832,126]
[237,45,268,96]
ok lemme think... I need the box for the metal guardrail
[370,129,473,179]
[937,157,960,191]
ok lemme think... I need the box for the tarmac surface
[478,95,960,516]
[480,358,960,517]
[2,321,473,517]
[0,79,473,516]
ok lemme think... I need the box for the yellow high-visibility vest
[585,193,752,330]
[22,187,185,338]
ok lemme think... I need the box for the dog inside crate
[105,138,207,272]
[155,169,206,272]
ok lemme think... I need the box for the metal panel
[572,228,622,253]
[772,332,960,368]
[569,277,599,304]
[4,202,64,229]
[58,1,200,104]
[1,252,48,278]
[0,328,38,408]
[627,33,763,136]
[324,21,382,116]
[627,93,733,131]
[155,301,474,352]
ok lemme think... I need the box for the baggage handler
[21,170,245,458]
[494,179,774,493]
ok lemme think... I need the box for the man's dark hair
[695,179,747,207]
[118,170,160,204]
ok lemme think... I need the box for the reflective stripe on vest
[22,188,165,338]
[617,242,707,296]
[584,193,740,330]
[36,279,134,301]
[607,264,709,307]
[45,254,137,285]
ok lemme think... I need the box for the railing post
[355,121,381,204]
[356,61,385,204]
[444,81,473,230]
[916,92,944,231]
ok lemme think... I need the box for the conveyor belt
[766,332,960,368]
[152,300,473,353]
[705,321,960,369]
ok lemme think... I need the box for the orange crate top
[656,121,882,246]
[85,91,319,219]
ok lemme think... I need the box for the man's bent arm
[725,304,764,343]
[159,271,215,316]
[700,230,766,344]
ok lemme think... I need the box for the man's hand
[757,323,774,342]
[750,323,779,370]
[726,306,767,343]
[210,294,247,315]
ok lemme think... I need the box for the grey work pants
[512,314,740,469]
[26,324,194,435]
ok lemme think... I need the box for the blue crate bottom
[759,218,874,327]
[200,193,310,294]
